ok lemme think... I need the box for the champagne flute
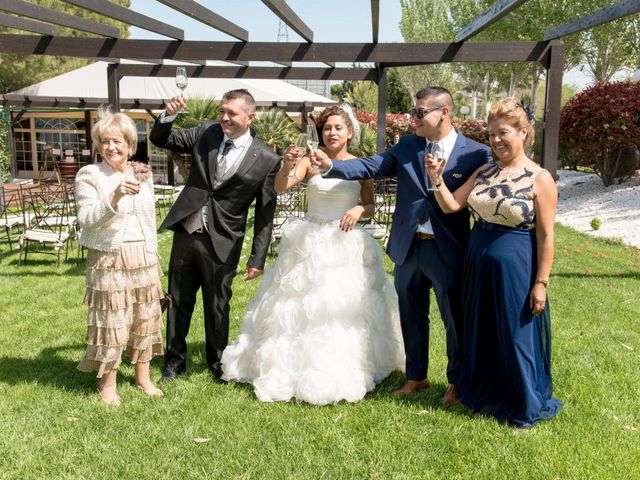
[175,67,188,113]
[306,125,319,152]
[288,133,307,179]
[426,141,446,192]
[306,125,319,171]
[126,162,143,213]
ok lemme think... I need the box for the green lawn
[0,219,638,479]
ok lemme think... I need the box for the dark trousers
[394,238,464,384]
[164,228,237,373]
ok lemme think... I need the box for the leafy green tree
[387,68,413,114]
[578,17,638,82]
[330,80,355,102]
[398,0,456,97]
[0,0,130,93]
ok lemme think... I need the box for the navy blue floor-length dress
[457,163,562,428]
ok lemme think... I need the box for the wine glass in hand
[126,162,142,213]
[306,125,319,152]
[306,125,320,171]
[175,67,188,113]
[287,133,307,179]
[426,141,446,192]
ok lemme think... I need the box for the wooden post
[301,102,309,132]
[376,66,387,152]
[540,40,564,179]
[107,63,120,112]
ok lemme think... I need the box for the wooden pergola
[1,0,639,179]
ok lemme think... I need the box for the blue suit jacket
[326,132,492,269]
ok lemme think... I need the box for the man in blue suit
[312,87,491,405]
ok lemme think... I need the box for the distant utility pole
[277,20,289,42]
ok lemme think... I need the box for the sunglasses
[409,106,444,119]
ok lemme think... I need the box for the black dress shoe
[159,368,184,383]
[209,362,226,383]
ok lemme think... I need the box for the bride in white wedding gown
[221,105,404,405]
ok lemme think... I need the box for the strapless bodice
[305,175,360,221]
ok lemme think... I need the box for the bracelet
[535,278,549,288]
[434,181,442,188]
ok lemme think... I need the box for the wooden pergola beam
[116,64,378,81]
[455,0,530,43]
[0,12,57,36]
[544,0,640,41]
[0,35,551,65]
[371,0,380,43]
[158,0,248,42]
[1,95,333,110]
[61,0,184,40]
[261,0,313,43]
[0,0,119,38]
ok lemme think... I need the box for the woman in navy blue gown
[426,98,562,427]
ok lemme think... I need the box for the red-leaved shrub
[560,81,640,185]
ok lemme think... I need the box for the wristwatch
[535,278,549,288]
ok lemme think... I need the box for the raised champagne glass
[288,133,307,179]
[306,124,319,152]
[426,141,446,192]
[175,67,188,113]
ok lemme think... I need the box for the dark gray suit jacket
[150,119,280,269]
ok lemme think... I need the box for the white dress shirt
[417,128,458,235]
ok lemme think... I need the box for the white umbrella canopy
[8,60,335,106]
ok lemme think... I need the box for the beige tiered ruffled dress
[77,240,164,377]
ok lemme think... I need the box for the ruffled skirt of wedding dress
[221,216,405,405]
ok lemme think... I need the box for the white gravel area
[556,170,640,248]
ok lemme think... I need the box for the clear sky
[129,0,404,43]
[129,0,591,89]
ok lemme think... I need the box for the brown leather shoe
[392,379,431,396]
[441,384,459,407]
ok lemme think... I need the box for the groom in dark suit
[313,87,491,405]
[150,89,280,382]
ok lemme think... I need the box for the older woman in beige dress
[76,109,164,405]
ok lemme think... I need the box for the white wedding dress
[221,175,405,405]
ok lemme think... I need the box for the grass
[0,218,639,479]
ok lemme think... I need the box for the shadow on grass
[0,257,85,277]
[366,371,477,420]
[0,344,92,394]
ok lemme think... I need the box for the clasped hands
[282,145,332,174]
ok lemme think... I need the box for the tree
[0,0,130,93]
[578,18,638,82]
[330,80,356,103]
[398,0,456,97]
[387,68,413,114]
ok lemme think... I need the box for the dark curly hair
[313,105,355,147]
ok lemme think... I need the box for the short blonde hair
[91,107,138,158]
[487,97,535,149]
